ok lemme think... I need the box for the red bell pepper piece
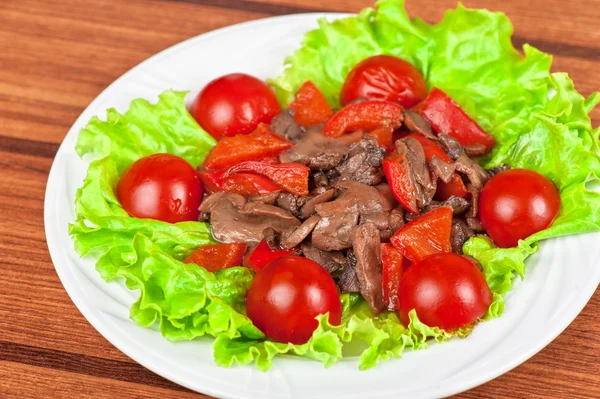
[203,124,293,169]
[381,243,404,311]
[435,173,469,201]
[183,243,248,272]
[367,123,395,152]
[199,169,281,196]
[243,240,296,272]
[223,161,310,196]
[420,88,496,154]
[323,100,403,138]
[390,206,453,263]
[382,151,419,214]
[289,81,333,126]
[198,168,227,194]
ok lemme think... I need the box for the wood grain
[0,0,598,398]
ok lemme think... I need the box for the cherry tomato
[398,253,492,330]
[190,73,281,139]
[340,55,428,108]
[246,256,342,344]
[116,153,203,223]
[479,169,561,248]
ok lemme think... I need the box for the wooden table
[1,0,599,397]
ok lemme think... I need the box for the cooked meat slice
[429,156,456,183]
[487,163,510,177]
[466,216,485,232]
[249,191,281,205]
[199,192,245,214]
[311,212,359,251]
[209,196,301,243]
[466,184,479,218]
[463,143,488,158]
[352,223,385,314]
[375,183,397,211]
[315,181,384,217]
[339,250,361,293]
[277,192,299,216]
[445,195,470,215]
[398,138,436,208]
[336,130,364,145]
[280,215,320,249]
[360,212,391,230]
[451,218,474,254]
[313,171,329,188]
[299,189,335,219]
[438,134,462,160]
[402,108,436,140]
[301,240,346,274]
[280,128,349,170]
[463,255,484,272]
[263,227,279,249]
[455,154,489,190]
[336,136,385,186]
[270,110,304,141]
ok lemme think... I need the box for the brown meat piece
[463,143,488,158]
[311,212,359,251]
[313,171,329,188]
[207,194,301,243]
[429,156,456,183]
[352,223,385,314]
[438,134,462,160]
[199,192,245,214]
[455,154,489,190]
[336,136,385,186]
[402,108,436,140]
[280,127,350,170]
[263,227,279,250]
[445,196,470,215]
[270,110,303,141]
[451,218,474,254]
[466,184,479,218]
[466,216,485,232]
[397,138,436,209]
[339,250,361,293]
[249,191,281,205]
[486,163,510,177]
[277,192,299,216]
[301,241,346,274]
[375,183,397,211]
[362,208,405,241]
[316,181,384,217]
[280,215,321,249]
[299,189,335,219]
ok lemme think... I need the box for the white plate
[45,13,600,399]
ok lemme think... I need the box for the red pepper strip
[404,134,469,200]
[381,243,404,311]
[198,168,227,194]
[222,173,281,196]
[367,123,395,152]
[382,152,419,214]
[435,174,469,201]
[184,243,248,272]
[203,123,293,169]
[243,240,296,272]
[289,81,333,127]
[323,100,403,138]
[420,88,496,154]
[390,206,453,263]
[223,161,310,196]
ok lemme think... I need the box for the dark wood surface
[1,0,599,397]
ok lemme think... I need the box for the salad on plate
[69,0,600,371]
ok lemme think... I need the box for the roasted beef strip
[201,193,301,243]
[336,136,385,186]
[402,108,436,140]
[486,163,510,177]
[352,223,385,314]
[280,126,350,170]
[270,110,304,141]
[339,250,361,293]
[301,240,346,274]
[280,215,321,249]
[451,219,474,254]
